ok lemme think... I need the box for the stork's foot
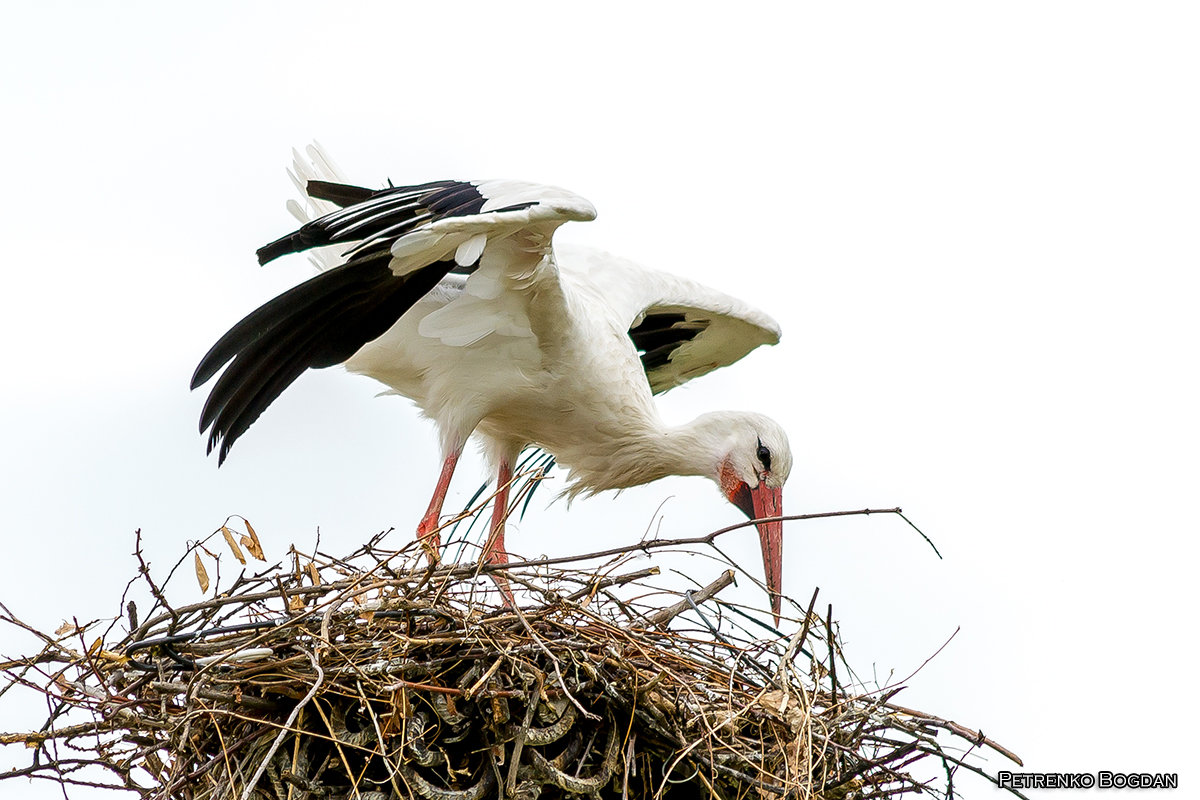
[484,543,517,610]
[415,515,442,566]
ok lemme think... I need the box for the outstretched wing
[192,177,596,463]
[630,299,780,394]
[575,252,781,395]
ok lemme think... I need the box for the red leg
[415,448,462,564]
[483,459,517,607]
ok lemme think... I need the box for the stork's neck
[558,415,724,497]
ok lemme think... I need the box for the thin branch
[884,702,1023,766]
[486,508,910,574]
[647,570,736,628]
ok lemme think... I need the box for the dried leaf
[287,594,305,612]
[220,526,246,565]
[194,552,210,593]
[87,636,104,657]
[95,649,130,665]
[306,561,320,586]
[239,535,257,561]
[54,621,77,637]
[242,518,265,560]
[758,690,805,733]
[491,696,510,726]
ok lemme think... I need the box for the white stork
[192,149,792,619]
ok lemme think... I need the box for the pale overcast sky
[2,2,1198,796]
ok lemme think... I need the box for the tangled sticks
[237,669,612,800]
[1,516,1024,800]
[117,590,800,800]
[262,653,621,800]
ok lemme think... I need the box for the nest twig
[1,506,1024,800]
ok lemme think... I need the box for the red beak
[729,481,784,624]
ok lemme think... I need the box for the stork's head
[695,412,792,623]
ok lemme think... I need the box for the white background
[2,3,1197,796]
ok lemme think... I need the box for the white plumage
[193,145,792,619]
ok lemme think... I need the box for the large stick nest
[1,513,1024,800]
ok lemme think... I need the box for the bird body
[344,243,787,499]
[193,147,792,618]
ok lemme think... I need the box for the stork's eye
[756,440,772,471]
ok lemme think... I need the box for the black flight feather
[421,183,486,218]
[305,180,376,208]
[628,313,709,374]
[255,180,485,266]
[193,176,547,464]
[192,252,393,388]
[195,257,454,463]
